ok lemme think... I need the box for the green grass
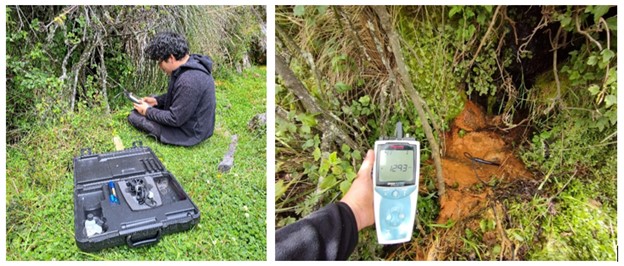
[6,66,267,260]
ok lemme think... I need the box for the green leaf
[302,139,315,149]
[319,158,330,175]
[341,144,351,154]
[296,113,318,127]
[328,151,339,165]
[600,49,615,63]
[293,6,305,17]
[606,68,617,85]
[510,231,524,241]
[604,95,616,108]
[606,16,617,31]
[277,216,296,227]
[335,82,352,93]
[316,6,328,15]
[607,109,617,125]
[585,6,594,13]
[560,16,572,27]
[331,165,343,175]
[492,244,501,255]
[480,219,487,232]
[358,95,371,106]
[352,150,362,161]
[313,147,321,161]
[477,13,487,25]
[339,180,352,196]
[275,180,287,200]
[341,106,352,115]
[465,228,473,239]
[300,124,311,134]
[592,6,611,22]
[588,84,600,96]
[465,8,475,19]
[449,6,462,18]
[319,174,336,190]
[345,168,357,181]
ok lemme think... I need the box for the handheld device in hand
[373,122,420,244]
[124,90,141,104]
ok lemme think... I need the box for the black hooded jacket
[146,54,216,146]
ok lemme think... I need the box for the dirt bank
[437,100,533,223]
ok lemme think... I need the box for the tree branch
[99,41,111,114]
[372,6,446,197]
[276,53,358,149]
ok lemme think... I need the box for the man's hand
[142,97,158,107]
[341,149,375,231]
[133,101,150,116]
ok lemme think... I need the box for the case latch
[80,148,93,157]
[131,141,143,148]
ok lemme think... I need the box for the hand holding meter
[124,90,141,104]
[373,122,420,244]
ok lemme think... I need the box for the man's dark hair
[144,32,189,61]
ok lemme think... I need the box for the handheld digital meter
[124,90,141,104]
[373,122,420,244]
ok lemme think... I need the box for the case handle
[131,141,143,148]
[126,228,162,248]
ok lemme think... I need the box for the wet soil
[437,100,533,223]
[393,101,537,260]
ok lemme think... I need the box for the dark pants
[127,110,163,141]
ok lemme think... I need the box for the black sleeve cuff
[335,202,359,260]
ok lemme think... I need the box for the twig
[98,41,111,115]
[337,6,371,62]
[575,11,602,51]
[367,19,395,135]
[468,6,502,69]
[45,5,78,28]
[367,20,394,80]
[501,7,518,46]
[60,40,79,81]
[13,6,25,29]
[600,131,617,144]
[552,27,563,102]
[275,24,325,103]
[599,17,612,90]
[490,201,512,260]
[516,12,549,63]
[557,141,617,151]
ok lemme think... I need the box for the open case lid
[73,141,166,186]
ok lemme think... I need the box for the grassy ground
[6,66,267,260]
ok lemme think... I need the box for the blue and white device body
[373,139,420,244]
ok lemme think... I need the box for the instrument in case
[73,142,200,252]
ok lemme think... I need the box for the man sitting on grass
[128,32,216,146]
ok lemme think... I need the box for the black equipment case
[73,142,200,252]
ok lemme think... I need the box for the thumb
[357,149,375,176]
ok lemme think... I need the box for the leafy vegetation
[6,6,266,260]
[275,5,616,260]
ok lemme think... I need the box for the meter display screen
[377,144,416,183]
